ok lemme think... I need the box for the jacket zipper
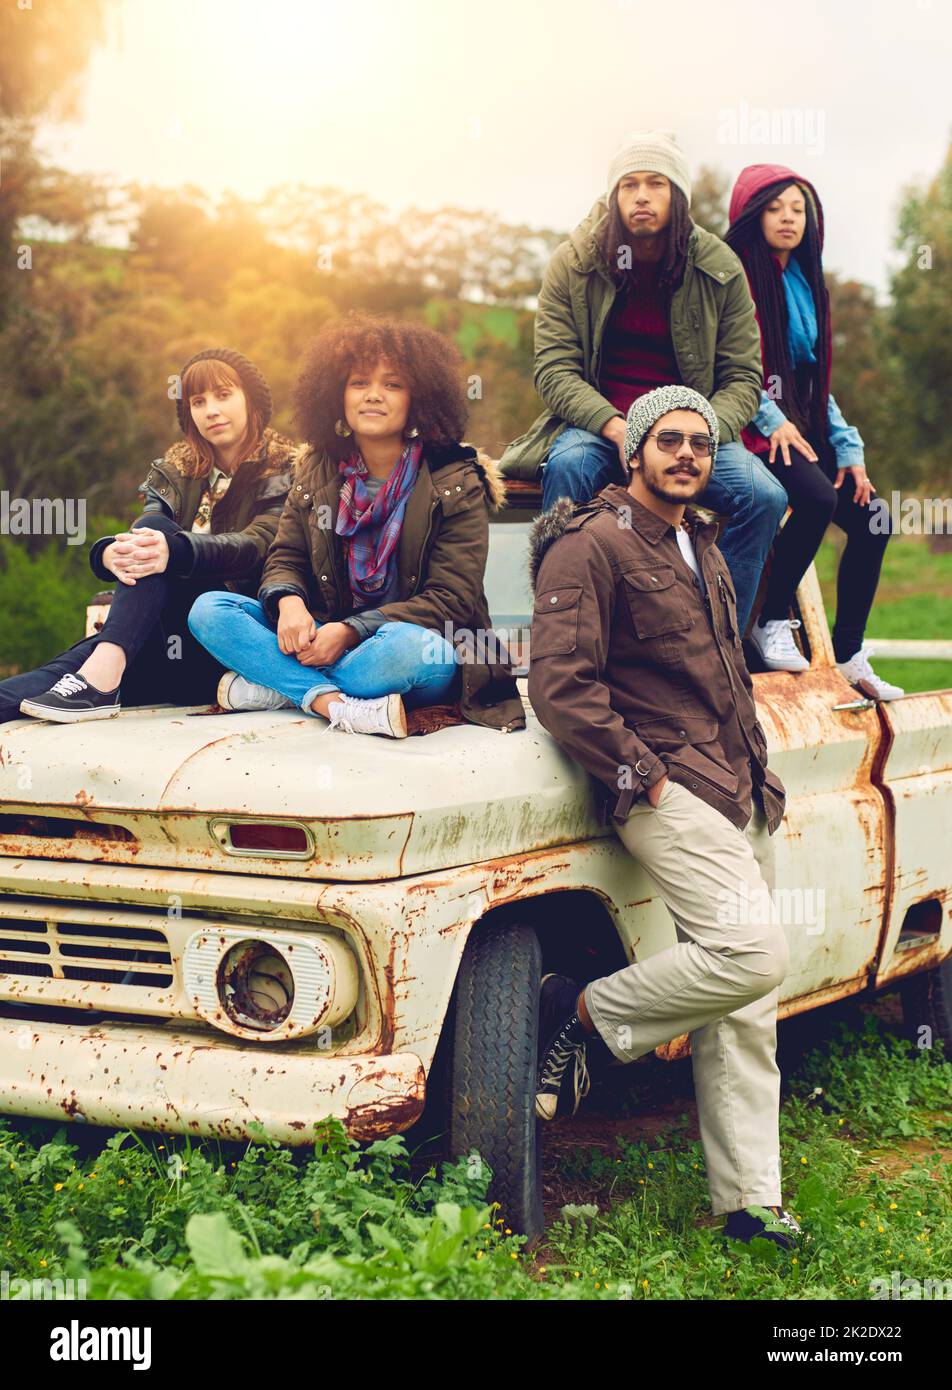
[716,572,737,643]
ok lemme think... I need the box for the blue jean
[187,592,459,714]
[542,426,788,633]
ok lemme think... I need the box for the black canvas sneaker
[723,1205,804,1251]
[536,973,591,1121]
[19,673,121,723]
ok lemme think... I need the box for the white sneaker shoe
[836,644,904,702]
[217,672,296,712]
[326,692,408,738]
[749,616,811,672]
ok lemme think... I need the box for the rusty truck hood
[0,702,601,881]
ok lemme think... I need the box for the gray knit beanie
[606,129,692,205]
[623,385,718,467]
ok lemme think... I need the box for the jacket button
[303,493,309,500]
[455,485,462,491]
[678,730,687,738]
[691,782,698,790]
[296,484,302,490]
[650,575,658,583]
[320,574,328,581]
[444,489,451,495]
[550,595,558,604]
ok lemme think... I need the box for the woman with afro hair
[189,313,525,737]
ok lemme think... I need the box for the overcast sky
[40,0,952,296]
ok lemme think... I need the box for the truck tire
[447,920,544,1242]
[901,954,952,1057]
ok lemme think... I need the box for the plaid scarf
[335,441,423,607]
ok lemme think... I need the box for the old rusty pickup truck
[0,481,949,1239]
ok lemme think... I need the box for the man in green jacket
[499,130,787,633]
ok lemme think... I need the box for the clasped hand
[277,600,358,667]
[103,528,170,585]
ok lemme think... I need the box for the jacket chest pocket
[622,566,691,639]
[531,585,583,658]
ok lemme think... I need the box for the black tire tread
[448,921,543,1239]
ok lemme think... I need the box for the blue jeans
[187,592,459,714]
[541,426,787,633]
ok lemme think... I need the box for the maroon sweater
[598,261,680,415]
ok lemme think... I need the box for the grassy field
[814,532,952,694]
[2,999,949,1300]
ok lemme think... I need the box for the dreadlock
[724,178,829,444]
[597,184,693,294]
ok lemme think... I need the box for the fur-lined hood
[528,490,711,593]
[528,497,591,592]
[467,447,508,512]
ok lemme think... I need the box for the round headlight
[218,940,295,1031]
[183,927,359,1042]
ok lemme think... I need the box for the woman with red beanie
[725,166,901,699]
[3,349,296,723]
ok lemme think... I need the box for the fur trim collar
[421,442,509,512]
[527,497,579,591]
[163,427,299,478]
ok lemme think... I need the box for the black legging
[758,445,892,663]
[0,513,224,723]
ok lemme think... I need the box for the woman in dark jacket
[725,166,900,699]
[4,348,296,723]
[189,314,525,738]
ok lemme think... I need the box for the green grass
[2,1008,949,1299]
[814,533,952,694]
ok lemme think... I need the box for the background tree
[886,138,952,494]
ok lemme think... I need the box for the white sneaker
[326,693,408,738]
[217,672,296,712]
[836,645,904,701]
[749,616,811,672]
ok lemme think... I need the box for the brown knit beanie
[176,347,273,433]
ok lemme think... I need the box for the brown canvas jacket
[526,484,786,832]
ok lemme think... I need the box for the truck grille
[0,903,174,994]
[0,920,172,987]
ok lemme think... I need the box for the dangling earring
[335,419,352,438]
[404,425,420,439]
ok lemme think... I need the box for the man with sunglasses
[500,129,787,635]
[526,384,801,1250]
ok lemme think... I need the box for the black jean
[0,514,225,723]
[759,446,892,663]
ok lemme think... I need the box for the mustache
[664,462,701,476]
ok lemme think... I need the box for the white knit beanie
[623,385,718,466]
[606,129,692,206]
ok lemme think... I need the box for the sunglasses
[646,430,715,457]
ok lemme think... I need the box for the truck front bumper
[0,1016,425,1144]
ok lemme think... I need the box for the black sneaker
[19,673,121,723]
[723,1205,803,1251]
[536,973,591,1121]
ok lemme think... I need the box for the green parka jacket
[499,199,763,480]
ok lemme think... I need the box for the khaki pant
[584,778,790,1216]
